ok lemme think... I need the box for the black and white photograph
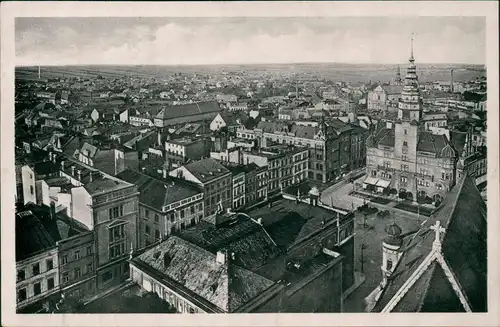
[1,1,499,326]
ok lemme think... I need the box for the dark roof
[182,158,231,184]
[373,173,487,312]
[116,169,202,211]
[373,128,395,147]
[156,101,220,120]
[179,214,282,271]
[290,124,319,140]
[134,236,274,312]
[256,121,289,134]
[416,132,451,155]
[16,203,89,261]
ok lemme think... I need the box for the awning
[376,179,391,188]
[363,177,379,186]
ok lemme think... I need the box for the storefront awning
[376,179,391,189]
[363,177,379,186]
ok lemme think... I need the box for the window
[34,282,41,296]
[387,259,393,271]
[74,250,80,260]
[402,155,407,161]
[155,229,160,240]
[190,206,195,214]
[109,224,125,243]
[400,176,408,183]
[145,225,151,235]
[169,213,175,222]
[17,288,27,303]
[425,181,430,187]
[371,170,377,177]
[154,214,159,223]
[86,245,92,256]
[62,272,69,283]
[110,243,125,259]
[180,210,185,219]
[86,262,93,273]
[17,269,25,281]
[46,259,53,271]
[74,267,81,278]
[403,141,408,146]
[404,129,408,135]
[226,190,230,199]
[30,185,34,195]
[145,209,150,219]
[32,262,40,276]
[109,205,124,219]
[102,271,113,283]
[401,164,409,172]
[47,277,55,290]
[62,254,68,264]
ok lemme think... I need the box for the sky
[15,17,486,66]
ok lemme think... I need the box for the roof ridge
[415,261,438,312]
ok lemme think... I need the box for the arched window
[387,259,393,271]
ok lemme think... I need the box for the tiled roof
[373,173,487,312]
[416,132,450,155]
[116,169,202,211]
[134,236,274,312]
[179,214,282,271]
[256,121,288,134]
[290,124,318,140]
[183,158,231,184]
[375,128,395,147]
[80,142,99,158]
[156,101,221,120]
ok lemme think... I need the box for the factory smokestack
[450,69,454,93]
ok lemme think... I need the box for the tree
[389,188,398,195]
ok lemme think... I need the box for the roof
[16,203,89,262]
[290,124,319,140]
[83,175,132,196]
[256,121,288,134]
[182,158,231,184]
[179,213,282,271]
[134,236,274,312]
[416,132,451,155]
[381,85,403,95]
[372,173,487,312]
[80,142,99,158]
[156,101,220,120]
[116,169,202,211]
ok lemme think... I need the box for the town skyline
[16,17,486,66]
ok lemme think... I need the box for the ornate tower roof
[397,34,423,123]
[384,222,403,247]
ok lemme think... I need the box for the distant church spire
[409,33,415,62]
[395,65,402,84]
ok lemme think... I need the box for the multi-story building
[350,125,370,169]
[237,120,357,183]
[127,189,355,313]
[169,158,232,216]
[22,203,97,303]
[16,210,60,313]
[68,164,140,292]
[242,144,308,196]
[364,41,480,203]
[164,136,212,171]
[116,169,204,248]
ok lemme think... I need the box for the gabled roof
[134,236,274,312]
[156,101,220,120]
[116,169,202,211]
[373,173,487,312]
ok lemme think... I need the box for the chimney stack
[216,251,226,265]
[61,161,65,171]
[52,153,56,163]
[77,170,82,181]
[89,172,93,183]
[50,201,56,220]
[71,166,76,176]
[451,69,454,93]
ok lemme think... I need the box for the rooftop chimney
[50,201,56,220]
[77,170,82,181]
[89,172,93,183]
[71,166,76,176]
[61,161,65,170]
[216,251,226,265]
[52,153,56,163]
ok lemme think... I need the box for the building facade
[365,42,458,203]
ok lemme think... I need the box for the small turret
[381,221,403,287]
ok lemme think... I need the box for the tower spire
[410,33,415,62]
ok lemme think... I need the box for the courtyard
[342,207,422,312]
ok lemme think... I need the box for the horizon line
[15,62,487,68]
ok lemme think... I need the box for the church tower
[394,65,402,85]
[397,35,422,122]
